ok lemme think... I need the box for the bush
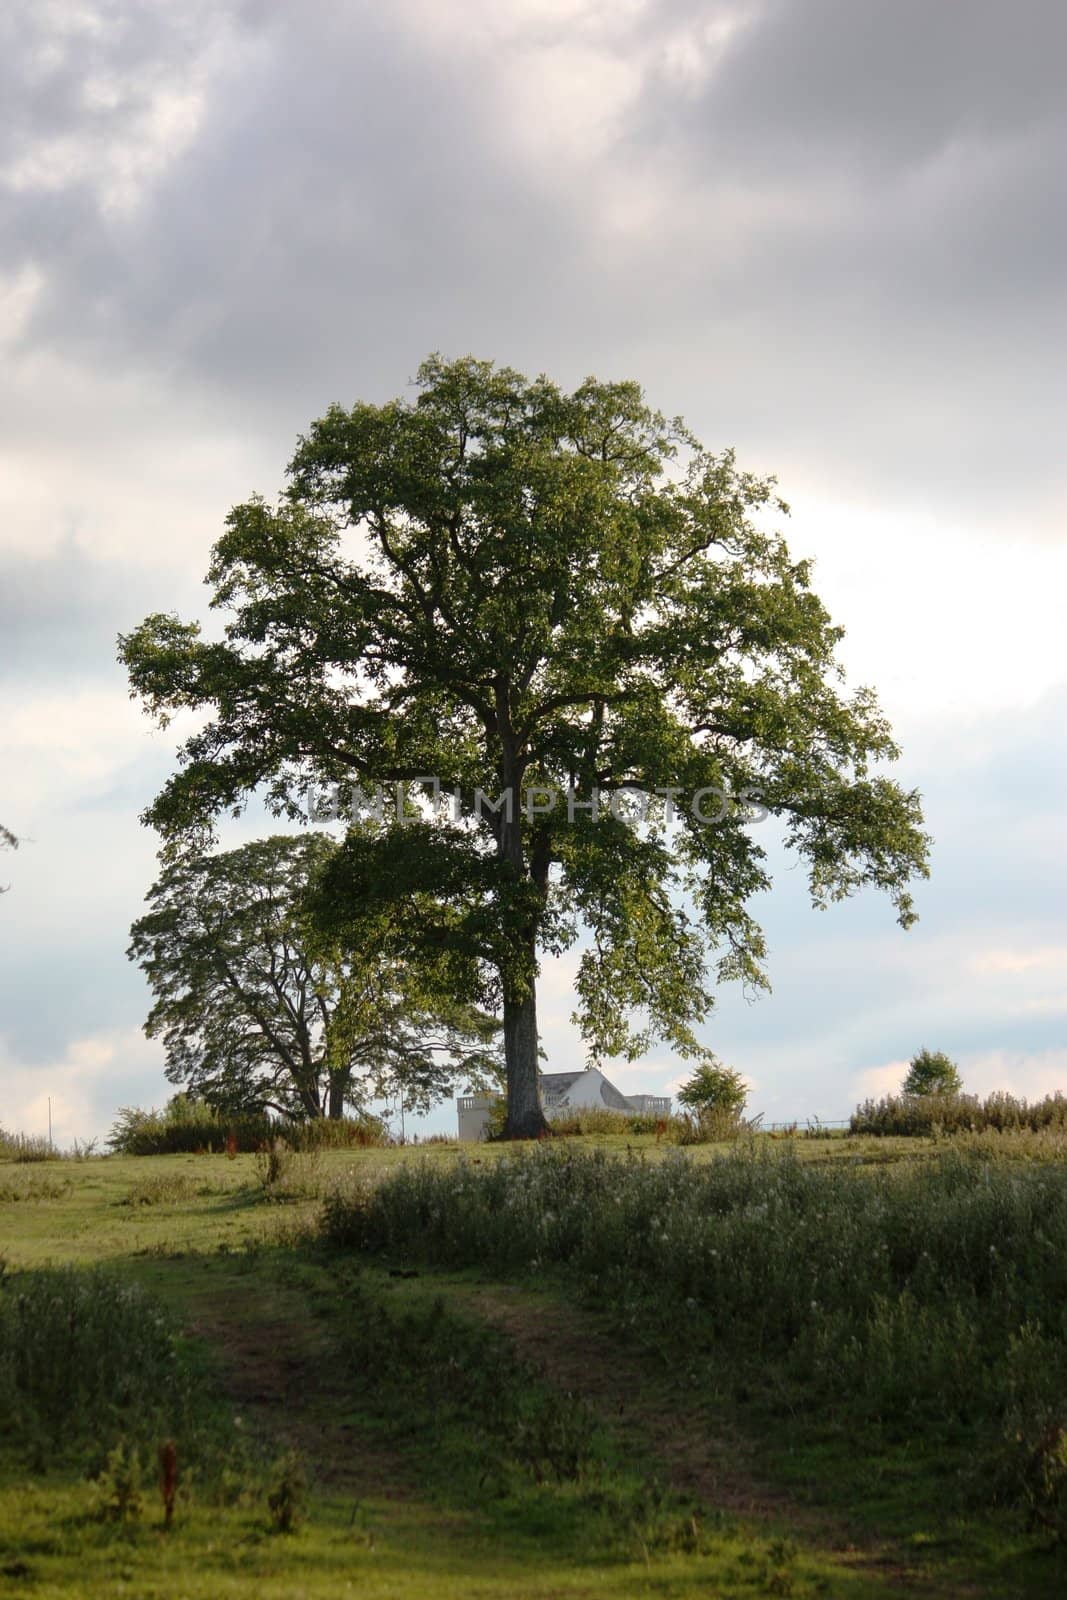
[543,1107,639,1137]
[289,1114,390,1151]
[108,1097,272,1156]
[107,1095,390,1156]
[676,1060,748,1117]
[0,1266,192,1450]
[850,1090,1067,1138]
[0,1129,60,1163]
[903,1048,962,1097]
[671,1105,759,1144]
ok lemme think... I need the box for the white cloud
[852,1059,909,1101]
[0,1026,166,1146]
[959,1048,1067,1101]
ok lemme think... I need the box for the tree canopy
[902,1049,962,1098]
[121,354,930,1136]
[127,833,499,1119]
[676,1061,749,1116]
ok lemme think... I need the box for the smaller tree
[676,1059,748,1117]
[0,824,17,895]
[902,1049,962,1097]
[128,833,499,1119]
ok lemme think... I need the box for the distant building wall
[457,1093,497,1142]
[459,1077,671,1137]
[627,1095,672,1117]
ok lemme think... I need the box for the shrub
[0,1172,71,1203]
[0,1266,192,1450]
[676,1059,748,1117]
[543,1107,636,1137]
[671,1105,759,1144]
[108,1097,272,1156]
[850,1089,1067,1138]
[288,1113,390,1151]
[94,1440,144,1523]
[0,1130,59,1163]
[266,1450,306,1533]
[121,1174,198,1207]
[903,1048,962,1096]
[108,1095,391,1156]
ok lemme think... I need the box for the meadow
[2,1129,1066,1597]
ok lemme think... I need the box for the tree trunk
[496,719,549,1139]
[327,1073,347,1120]
[502,953,550,1145]
[503,984,546,1138]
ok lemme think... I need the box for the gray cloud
[0,541,202,684]
[1,0,1065,1132]
[0,1,1061,524]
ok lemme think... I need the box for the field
[2,1132,1067,1597]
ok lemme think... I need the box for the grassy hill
[2,1132,1066,1597]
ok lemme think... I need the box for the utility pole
[47,1095,52,1150]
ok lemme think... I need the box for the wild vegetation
[322,1140,1067,1542]
[850,1089,1067,1138]
[107,1095,390,1155]
[901,1048,963,1097]
[3,1129,1067,1593]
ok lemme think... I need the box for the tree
[121,355,930,1137]
[127,833,499,1120]
[676,1060,748,1117]
[0,824,16,895]
[902,1049,961,1098]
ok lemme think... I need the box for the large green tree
[121,356,929,1137]
[128,833,498,1120]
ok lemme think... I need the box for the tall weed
[322,1143,1067,1446]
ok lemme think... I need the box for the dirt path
[185,1278,412,1502]
[447,1280,963,1597]
[169,1259,971,1596]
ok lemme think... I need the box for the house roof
[597,1077,636,1112]
[539,1068,635,1113]
[540,1072,584,1097]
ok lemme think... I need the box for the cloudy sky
[2,0,1065,1142]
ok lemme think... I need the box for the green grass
[2,1134,1066,1595]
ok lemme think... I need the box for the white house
[456,1068,670,1141]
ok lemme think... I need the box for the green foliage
[676,1060,748,1115]
[331,1275,712,1558]
[903,1047,963,1096]
[0,1267,192,1452]
[107,1095,391,1156]
[292,1114,391,1150]
[850,1089,1067,1137]
[128,835,499,1122]
[94,1440,144,1523]
[0,1171,71,1203]
[108,1097,274,1156]
[121,354,930,1136]
[266,1450,306,1534]
[0,1130,58,1163]
[121,1173,198,1207]
[671,1105,758,1143]
[322,1142,1067,1506]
